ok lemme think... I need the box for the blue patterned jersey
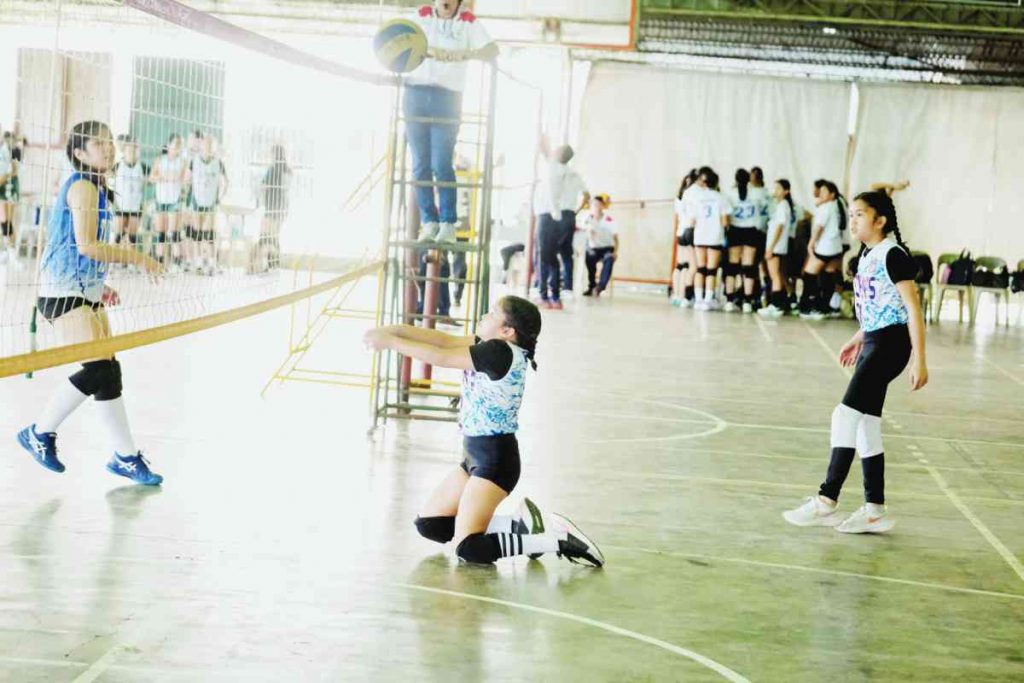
[39,172,110,301]
[854,237,910,332]
[460,342,528,437]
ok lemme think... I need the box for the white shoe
[783,496,842,527]
[800,311,826,321]
[417,222,439,242]
[435,222,457,244]
[723,301,738,313]
[829,292,842,309]
[670,297,681,307]
[679,299,694,309]
[758,305,783,318]
[742,302,753,314]
[703,299,721,311]
[836,504,895,534]
[561,289,575,301]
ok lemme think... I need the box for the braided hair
[735,168,750,201]
[853,190,908,250]
[498,295,542,370]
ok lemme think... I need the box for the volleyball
[373,19,428,74]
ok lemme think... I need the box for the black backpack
[913,253,933,284]
[1011,270,1024,293]
[972,264,1010,289]
[946,250,974,286]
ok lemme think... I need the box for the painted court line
[72,645,128,683]
[606,545,1024,603]
[984,358,1024,387]
[753,314,773,342]
[582,397,727,445]
[398,583,750,683]
[802,321,1024,585]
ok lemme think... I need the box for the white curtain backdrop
[574,63,850,282]
[575,62,1024,281]
[850,82,1024,264]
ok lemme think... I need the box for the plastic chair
[970,256,1010,326]
[933,253,973,323]
[911,251,933,323]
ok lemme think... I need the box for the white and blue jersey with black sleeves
[853,236,917,333]
[460,338,528,437]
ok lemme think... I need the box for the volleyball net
[0,0,406,377]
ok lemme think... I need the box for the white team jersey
[688,185,730,247]
[0,143,11,176]
[748,186,770,231]
[113,161,147,212]
[674,196,692,236]
[190,156,224,208]
[154,155,186,204]
[727,188,760,228]
[766,201,791,255]
[813,200,843,256]
[854,237,910,332]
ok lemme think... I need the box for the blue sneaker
[106,452,163,486]
[17,425,65,473]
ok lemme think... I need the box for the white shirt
[727,188,760,228]
[813,200,843,256]
[408,7,493,93]
[112,161,148,212]
[584,213,617,250]
[534,161,585,216]
[0,143,11,176]
[748,185,771,231]
[155,155,186,204]
[766,201,791,255]
[688,185,731,247]
[190,156,225,207]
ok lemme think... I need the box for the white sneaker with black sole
[783,496,843,527]
[551,512,604,567]
[836,504,895,534]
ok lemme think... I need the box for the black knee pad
[696,266,709,277]
[455,533,501,564]
[69,359,121,400]
[414,516,455,544]
[168,231,181,244]
[675,263,686,272]
[743,264,759,279]
[154,232,166,244]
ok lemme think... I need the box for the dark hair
[853,190,908,250]
[735,168,750,201]
[750,166,764,185]
[677,168,698,200]
[499,295,542,370]
[555,144,574,164]
[813,178,827,191]
[776,178,795,217]
[698,166,719,191]
[192,129,204,139]
[823,181,847,234]
[66,120,114,201]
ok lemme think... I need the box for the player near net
[18,120,165,485]
[363,296,604,567]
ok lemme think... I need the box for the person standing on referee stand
[407,0,497,245]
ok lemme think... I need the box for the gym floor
[1,290,1022,681]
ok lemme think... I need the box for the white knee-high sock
[486,514,527,534]
[36,380,89,433]
[95,397,137,456]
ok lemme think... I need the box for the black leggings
[842,324,912,416]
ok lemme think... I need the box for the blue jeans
[538,211,574,301]
[586,247,616,291]
[404,85,461,225]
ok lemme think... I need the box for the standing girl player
[111,135,148,249]
[149,133,187,269]
[784,190,926,533]
[799,181,844,319]
[671,169,698,307]
[363,296,604,566]
[759,179,793,318]
[18,120,165,485]
[725,168,764,313]
[0,131,18,261]
[187,134,228,275]
[688,167,731,311]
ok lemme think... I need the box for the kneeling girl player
[363,296,604,566]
